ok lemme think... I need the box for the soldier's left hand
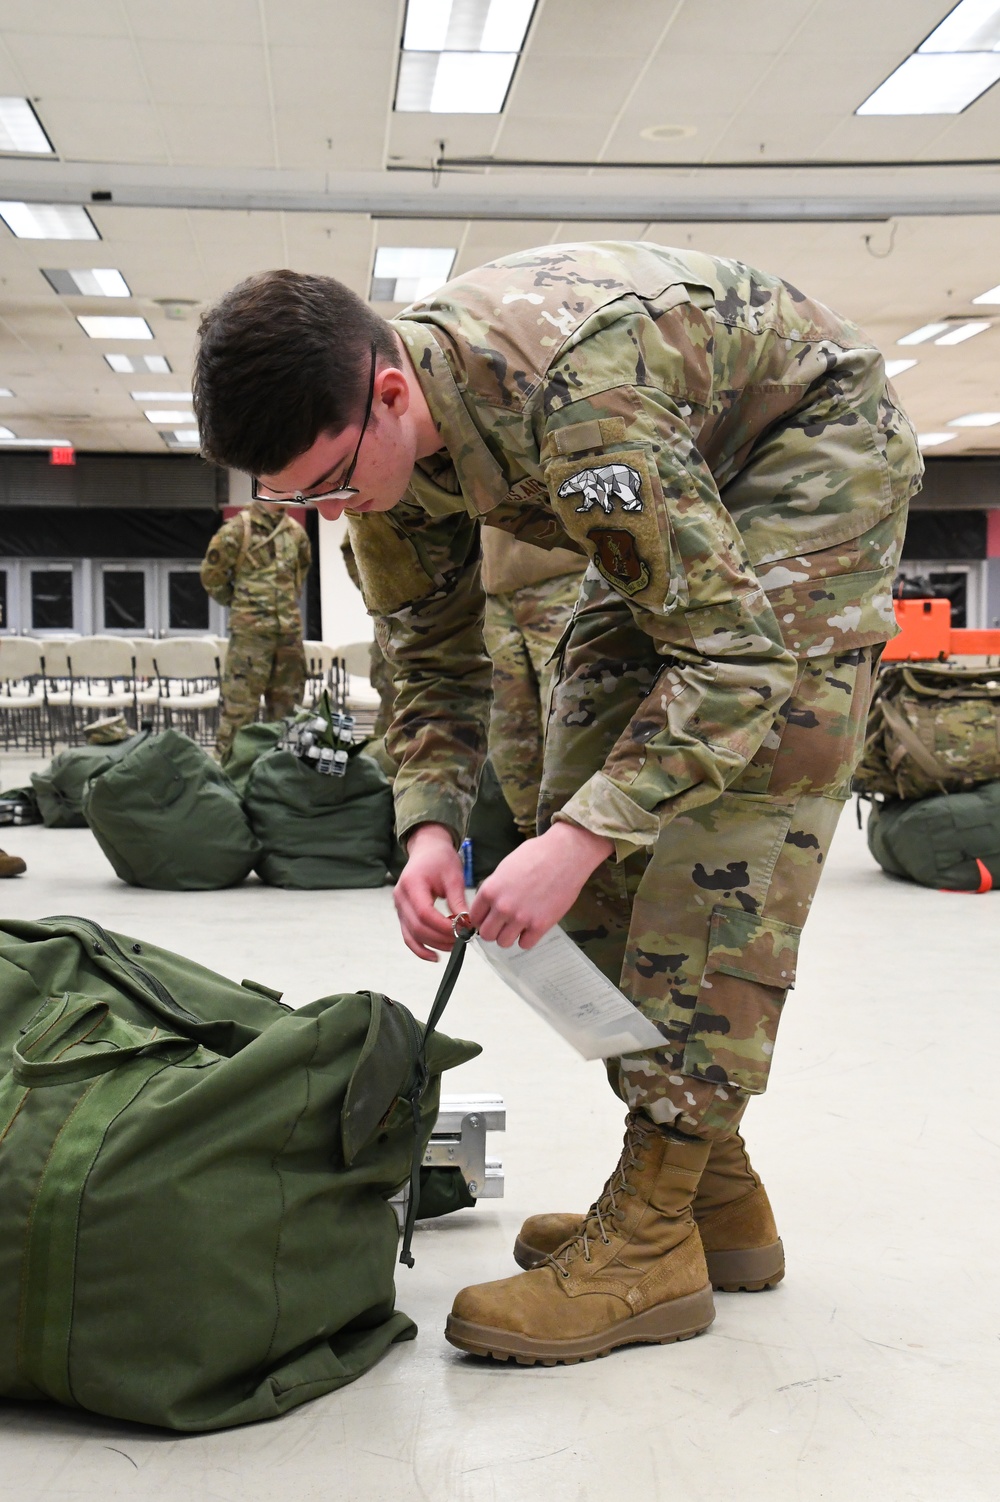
[471,823,614,949]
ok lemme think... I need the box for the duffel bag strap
[399,915,476,1268]
[879,698,952,791]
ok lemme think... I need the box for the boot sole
[513,1235,785,1292]
[445,1284,715,1366]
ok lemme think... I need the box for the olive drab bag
[83,728,261,889]
[30,738,142,829]
[866,782,1000,890]
[854,662,1000,800]
[0,916,480,1431]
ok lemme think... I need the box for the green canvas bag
[30,739,141,829]
[0,915,480,1431]
[855,662,1000,800]
[222,719,288,796]
[867,782,1000,890]
[244,745,394,889]
[83,729,260,889]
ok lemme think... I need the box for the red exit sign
[50,446,75,466]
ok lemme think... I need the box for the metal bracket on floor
[390,1093,506,1227]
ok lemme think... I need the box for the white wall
[318,514,374,648]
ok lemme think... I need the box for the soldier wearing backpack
[193,244,922,1367]
[200,499,312,760]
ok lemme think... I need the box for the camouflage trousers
[216,630,307,760]
[539,575,879,1141]
[483,572,583,833]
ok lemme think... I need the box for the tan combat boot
[0,849,26,878]
[513,1125,784,1293]
[446,1114,714,1365]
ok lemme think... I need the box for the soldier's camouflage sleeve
[297,525,312,589]
[199,517,240,606]
[347,501,492,846]
[539,357,799,858]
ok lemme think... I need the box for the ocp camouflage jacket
[347,242,922,852]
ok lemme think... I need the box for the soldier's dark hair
[194,270,398,476]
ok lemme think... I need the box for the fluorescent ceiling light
[0,435,71,447]
[0,426,13,440]
[0,203,98,240]
[920,0,1000,53]
[935,319,992,344]
[44,267,129,297]
[0,387,12,397]
[161,429,200,449]
[0,98,53,154]
[972,282,1000,303]
[884,359,918,377]
[130,390,192,402]
[397,48,517,110]
[371,246,456,302]
[403,0,534,53]
[917,432,958,447]
[397,0,534,112]
[947,411,1000,425]
[856,52,1000,114]
[78,316,152,340]
[144,409,192,424]
[897,321,950,345]
[105,353,171,373]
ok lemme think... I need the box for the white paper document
[475,924,665,1061]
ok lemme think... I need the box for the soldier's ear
[375,366,410,416]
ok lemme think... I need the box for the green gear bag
[222,719,288,796]
[30,738,141,829]
[0,915,480,1431]
[83,729,260,889]
[244,745,394,889]
[855,662,1000,800]
[867,782,1000,889]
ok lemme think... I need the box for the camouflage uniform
[347,242,922,1137]
[200,501,311,759]
[482,530,586,833]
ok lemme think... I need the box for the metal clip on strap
[398,916,476,1269]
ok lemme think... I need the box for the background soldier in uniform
[194,245,922,1366]
[200,498,312,760]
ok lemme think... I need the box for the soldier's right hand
[394,823,468,962]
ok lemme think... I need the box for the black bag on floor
[83,729,261,889]
[867,781,1000,890]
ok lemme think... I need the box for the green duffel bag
[30,738,140,828]
[245,745,394,889]
[83,729,260,889]
[0,915,479,1431]
[867,782,1000,890]
[855,662,1000,800]
[222,719,289,797]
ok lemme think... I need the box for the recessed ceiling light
[935,319,992,344]
[78,316,152,340]
[919,0,1000,54]
[144,409,192,424]
[44,267,130,297]
[130,390,192,402]
[0,98,54,154]
[917,432,959,447]
[0,425,13,440]
[105,353,171,373]
[947,411,1000,426]
[0,203,98,240]
[884,359,918,378]
[972,282,1000,304]
[0,387,13,398]
[161,429,200,449]
[371,246,456,303]
[857,52,1000,114]
[0,434,72,447]
[396,0,535,112]
[897,322,951,345]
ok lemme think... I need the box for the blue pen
[460,837,475,887]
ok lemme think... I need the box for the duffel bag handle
[14,993,195,1087]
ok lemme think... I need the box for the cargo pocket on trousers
[682,907,802,1095]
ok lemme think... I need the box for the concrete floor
[0,753,997,1502]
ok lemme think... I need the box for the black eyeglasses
[251,342,378,506]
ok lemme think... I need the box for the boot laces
[545,1115,651,1278]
